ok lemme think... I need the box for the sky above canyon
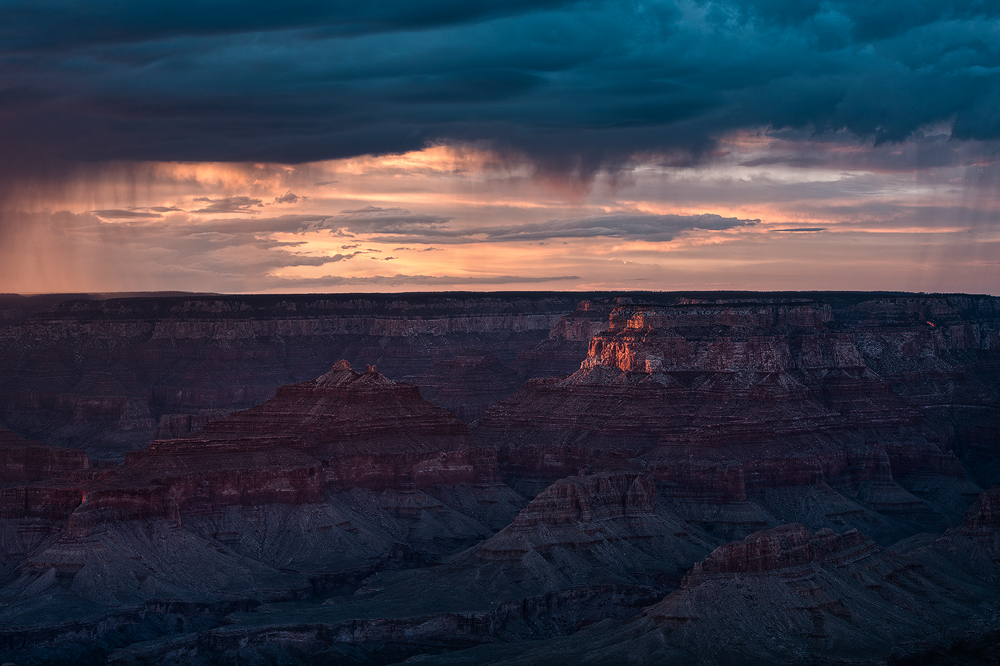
[1,0,998,294]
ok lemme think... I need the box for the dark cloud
[284,251,363,266]
[1,0,999,179]
[333,212,758,243]
[91,209,164,219]
[326,207,452,233]
[273,191,301,204]
[471,213,758,242]
[0,1,575,51]
[191,196,265,214]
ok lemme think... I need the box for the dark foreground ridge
[0,290,998,664]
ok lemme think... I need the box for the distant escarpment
[0,293,581,459]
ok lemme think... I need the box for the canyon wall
[1,291,999,665]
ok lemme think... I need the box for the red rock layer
[476,301,975,538]
[165,360,499,488]
[685,523,874,577]
[402,353,522,422]
[4,362,501,537]
[0,430,89,481]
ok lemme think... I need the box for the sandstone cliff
[476,300,984,543]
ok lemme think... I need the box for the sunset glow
[2,134,997,295]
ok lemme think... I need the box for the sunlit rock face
[475,299,988,542]
[583,302,837,374]
[513,298,622,378]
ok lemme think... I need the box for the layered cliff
[402,354,522,422]
[0,293,578,458]
[0,430,89,482]
[409,495,1000,666]
[59,361,507,536]
[0,361,525,662]
[476,301,981,541]
[512,298,623,378]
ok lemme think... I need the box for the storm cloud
[2,0,1000,178]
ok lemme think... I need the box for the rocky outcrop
[476,300,980,541]
[159,360,500,489]
[58,361,505,533]
[473,469,712,585]
[512,298,623,378]
[961,484,1000,532]
[682,523,875,577]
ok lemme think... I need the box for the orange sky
[2,132,999,295]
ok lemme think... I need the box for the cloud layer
[2,0,1000,177]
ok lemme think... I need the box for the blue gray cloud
[324,212,759,243]
[1,0,999,182]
